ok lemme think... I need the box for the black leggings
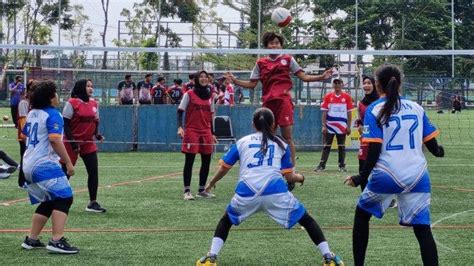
[18,141,26,187]
[62,152,99,202]
[183,153,211,192]
[0,149,18,167]
[358,159,368,191]
[353,206,438,266]
[35,197,74,217]
[213,211,326,246]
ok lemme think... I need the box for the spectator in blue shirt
[9,75,25,128]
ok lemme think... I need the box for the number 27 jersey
[362,98,439,187]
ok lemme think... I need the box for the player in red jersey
[355,76,378,185]
[225,32,332,166]
[167,79,184,104]
[182,74,195,93]
[177,70,217,200]
[151,77,168,104]
[61,79,106,213]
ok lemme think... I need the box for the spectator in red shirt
[151,77,168,104]
[177,71,217,200]
[315,78,354,172]
[62,79,106,213]
[182,74,195,93]
[224,80,235,106]
[167,79,184,104]
[225,32,332,167]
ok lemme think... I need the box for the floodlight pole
[451,0,454,78]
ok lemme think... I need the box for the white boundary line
[431,209,474,252]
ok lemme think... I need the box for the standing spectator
[17,79,36,187]
[62,79,106,213]
[217,84,225,105]
[167,79,184,104]
[9,75,25,128]
[234,85,244,104]
[116,74,136,105]
[137,73,153,105]
[208,73,218,95]
[177,71,217,200]
[182,74,195,93]
[224,80,235,106]
[151,77,168,104]
[225,32,332,166]
[315,78,354,172]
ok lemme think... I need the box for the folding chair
[213,116,236,152]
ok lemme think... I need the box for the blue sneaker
[323,252,344,266]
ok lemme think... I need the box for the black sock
[214,213,233,241]
[298,212,326,245]
[183,153,196,192]
[353,206,372,266]
[413,225,438,266]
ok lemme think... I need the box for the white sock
[209,237,224,256]
[318,241,331,256]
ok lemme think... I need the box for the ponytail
[253,108,286,155]
[375,65,402,126]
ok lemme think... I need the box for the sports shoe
[314,165,325,172]
[196,254,217,266]
[21,236,45,250]
[323,253,344,266]
[196,191,216,199]
[339,166,347,172]
[6,166,17,173]
[46,237,79,254]
[85,202,106,213]
[389,199,398,209]
[183,191,195,200]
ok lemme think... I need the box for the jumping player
[197,108,343,266]
[62,79,106,213]
[344,65,444,266]
[21,80,78,254]
[177,71,217,200]
[225,32,332,166]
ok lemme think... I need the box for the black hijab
[193,71,212,100]
[71,79,90,102]
[361,75,378,106]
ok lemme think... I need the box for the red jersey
[63,98,99,141]
[321,91,354,134]
[167,85,184,104]
[250,54,303,103]
[357,101,369,127]
[178,90,215,133]
[182,81,195,93]
[151,84,167,104]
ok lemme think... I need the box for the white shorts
[226,192,306,229]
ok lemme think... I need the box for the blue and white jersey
[220,132,293,197]
[362,97,439,192]
[23,107,64,183]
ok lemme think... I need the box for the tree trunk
[101,0,109,69]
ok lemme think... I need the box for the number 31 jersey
[23,107,64,169]
[362,98,439,190]
[220,132,293,197]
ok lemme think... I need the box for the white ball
[271,7,292,27]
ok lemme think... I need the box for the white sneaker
[196,191,216,199]
[183,191,195,200]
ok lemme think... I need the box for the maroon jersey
[178,90,215,133]
[182,81,195,93]
[250,54,303,103]
[62,98,99,141]
[167,85,183,104]
[151,84,167,104]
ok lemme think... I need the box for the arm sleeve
[422,112,440,142]
[219,144,239,168]
[346,94,355,111]
[46,111,64,139]
[249,63,260,81]
[280,145,294,174]
[18,102,29,117]
[352,142,382,186]
[290,56,304,75]
[424,137,444,157]
[362,108,383,143]
[62,101,74,119]
[177,109,184,128]
[321,94,329,110]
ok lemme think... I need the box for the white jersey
[362,98,439,190]
[220,132,293,197]
[23,107,64,181]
